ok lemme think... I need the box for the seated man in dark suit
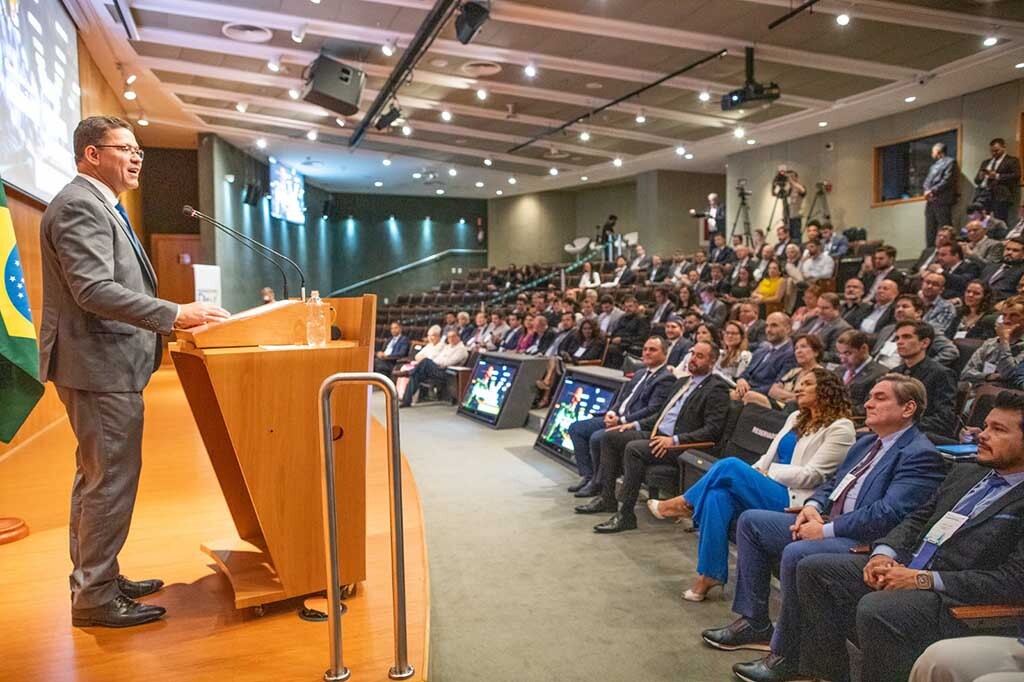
[664,315,692,369]
[834,330,888,414]
[738,302,767,350]
[709,232,737,265]
[985,237,1024,301]
[374,321,411,375]
[648,254,672,283]
[566,337,674,495]
[799,293,851,362]
[733,312,798,399]
[521,314,556,355]
[575,341,731,530]
[891,320,957,439]
[840,278,869,327]
[935,242,980,301]
[704,374,946,682]
[649,287,676,325]
[796,390,1024,682]
[606,296,651,368]
[498,312,525,351]
[697,284,729,329]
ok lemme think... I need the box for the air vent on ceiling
[543,148,570,160]
[459,60,502,77]
[222,23,273,43]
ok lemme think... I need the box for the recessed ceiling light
[635,112,647,124]
[747,139,757,145]
[581,176,589,181]
[137,116,149,127]
[698,91,711,102]
[288,89,300,100]
[1016,62,1024,69]
[524,63,537,78]
[256,138,267,149]
[441,110,453,122]
[306,129,318,141]
[836,13,850,26]
[476,88,488,100]
[235,101,248,113]
[382,39,397,56]
[267,55,282,72]
[401,125,413,136]
[448,168,458,176]
[123,88,137,101]
[904,96,917,103]
[412,172,422,179]
[475,181,484,188]
[430,58,448,68]
[734,127,746,139]
[818,121,829,127]
[495,189,503,195]
[508,177,517,184]
[436,188,445,195]
[684,153,694,160]
[983,36,998,47]
[374,181,383,187]
[579,130,591,142]
[483,158,493,166]
[675,146,686,156]
[612,158,623,167]
[549,167,559,176]
[335,117,346,127]
[125,74,137,85]
[268,156,277,164]
[382,158,392,166]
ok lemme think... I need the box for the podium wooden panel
[170,295,375,609]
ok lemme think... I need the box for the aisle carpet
[373,396,759,682]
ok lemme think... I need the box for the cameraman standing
[774,166,806,241]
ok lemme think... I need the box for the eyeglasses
[93,144,145,160]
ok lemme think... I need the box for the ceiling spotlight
[256,138,267,149]
[441,110,453,122]
[1016,63,1024,69]
[335,117,346,127]
[698,90,711,102]
[268,156,277,164]
[904,95,917,103]
[675,145,686,156]
[401,125,413,136]
[734,127,746,139]
[288,89,300,100]
[235,101,248,113]
[375,105,402,130]
[612,158,623,167]
[291,24,307,43]
[267,55,282,72]
[448,168,458,176]
[125,73,137,85]
[306,129,318,141]
[684,153,694,160]
[483,158,493,166]
[983,36,998,47]
[495,190,503,195]
[581,176,589,182]
[818,121,829,127]
[475,181,484,188]
[123,88,137,101]
[136,115,149,127]
[549,167,559,176]
[579,130,591,142]
[635,111,647,124]
[747,139,757,145]
[436,188,445,195]
[524,63,537,78]
[508,177,517,185]
[382,158,392,166]
[412,172,423,179]
[836,13,850,26]
[476,88,488,100]
[382,39,397,56]
[374,181,383,187]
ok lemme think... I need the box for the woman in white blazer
[577,260,601,289]
[647,367,854,602]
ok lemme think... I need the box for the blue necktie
[114,202,147,263]
[908,473,1009,569]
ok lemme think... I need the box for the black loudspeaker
[301,55,366,116]
[455,0,490,45]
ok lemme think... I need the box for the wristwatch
[915,571,934,590]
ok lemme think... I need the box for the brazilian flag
[0,179,43,443]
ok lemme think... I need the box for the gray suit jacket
[39,176,178,392]
[923,156,958,206]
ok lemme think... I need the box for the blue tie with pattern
[114,202,147,264]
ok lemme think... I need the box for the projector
[720,81,781,111]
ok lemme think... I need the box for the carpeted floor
[374,396,762,682]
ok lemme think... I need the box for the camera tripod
[806,182,832,224]
[730,188,753,247]
[765,183,793,239]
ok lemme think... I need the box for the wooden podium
[169,296,376,610]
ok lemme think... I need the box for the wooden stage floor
[0,369,429,682]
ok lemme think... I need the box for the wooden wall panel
[151,234,201,305]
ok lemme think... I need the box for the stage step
[525,408,548,434]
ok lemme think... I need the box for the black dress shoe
[593,512,637,533]
[574,481,603,498]
[702,618,774,651]
[733,655,808,682]
[574,497,618,514]
[567,477,590,493]
[72,594,166,628]
[117,575,164,599]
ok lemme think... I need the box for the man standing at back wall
[39,116,230,628]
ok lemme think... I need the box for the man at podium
[38,116,229,628]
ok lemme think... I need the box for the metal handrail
[318,372,415,681]
[327,248,487,296]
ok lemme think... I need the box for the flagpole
[0,517,29,545]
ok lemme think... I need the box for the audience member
[751,261,788,313]
[707,264,731,297]
[774,224,797,258]
[968,202,1010,241]
[709,233,736,265]
[800,293,851,360]
[707,375,945,682]
[840,278,870,327]
[935,242,980,301]
[400,328,467,407]
[861,245,904,302]
[716,321,752,381]
[962,219,1004,266]
[753,244,776,281]
[629,244,653,272]
[727,266,756,302]
[782,243,805,286]
[522,314,556,355]
[973,137,1022,221]
[799,239,835,280]
[697,284,728,328]
[910,636,1024,682]
[597,295,624,336]
[733,313,798,398]
[820,222,849,257]
[790,285,820,331]
[960,296,1024,389]
[607,296,651,366]
[743,334,823,411]
[891,320,957,437]
[649,287,675,325]
[691,249,711,282]
[577,260,601,289]
[922,142,958,246]
[498,312,525,351]
[602,256,637,287]
[732,245,755,280]
[986,237,1024,301]
[486,265,506,291]
[441,311,459,336]
[374,321,411,375]
[673,324,721,378]
[951,280,998,339]
[648,255,671,283]
[664,316,692,368]
[578,342,731,534]
[858,278,899,334]
[464,311,489,351]
[873,294,959,369]
[835,329,888,412]
[913,226,957,277]
[796,390,1024,682]
[738,302,767,348]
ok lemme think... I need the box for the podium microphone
[182,205,307,300]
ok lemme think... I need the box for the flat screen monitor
[0,0,81,202]
[269,161,306,224]
[536,371,621,458]
[459,357,520,425]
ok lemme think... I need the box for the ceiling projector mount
[721,48,781,111]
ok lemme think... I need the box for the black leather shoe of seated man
[733,654,809,682]
[702,617,774,651]
[574,497,617,514]
[72,594,167,628]
[593,512,637,533]
[117,575,164,599]
[567,477,590,493]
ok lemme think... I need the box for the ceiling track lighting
[382,38,397,56]
[267,55,283,72]
[291,24,307,43]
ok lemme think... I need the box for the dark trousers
[732,510,859,661]
[796,553,964,682]
[992,200,1011,223]
[788,216,802,242]
[925,201,953,248]
[402,358,446,405]
[56,385,145,609]
[373,357,397,376]
[617,436,672,514]
[567,417,607,479]
[596,428,648,503]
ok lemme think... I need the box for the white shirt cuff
[872,544,898,559]
[822,522,836,539]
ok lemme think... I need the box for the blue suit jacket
[381,334,411,358]
[607,366,674,424]
[667,339,692,368]
[499,327,524,351]
[738,340,797,394]
[808,426,947,543]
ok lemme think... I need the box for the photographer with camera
[773,166,806,241]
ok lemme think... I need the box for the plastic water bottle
[305,290,328,346]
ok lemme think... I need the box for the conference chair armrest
[664,441,716,454]
[949,605,1024,622]
[848,545,871,554]
[576,359,604,366]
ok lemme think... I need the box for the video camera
[735,178,752,198]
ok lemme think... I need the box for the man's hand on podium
[175,301,231,329]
